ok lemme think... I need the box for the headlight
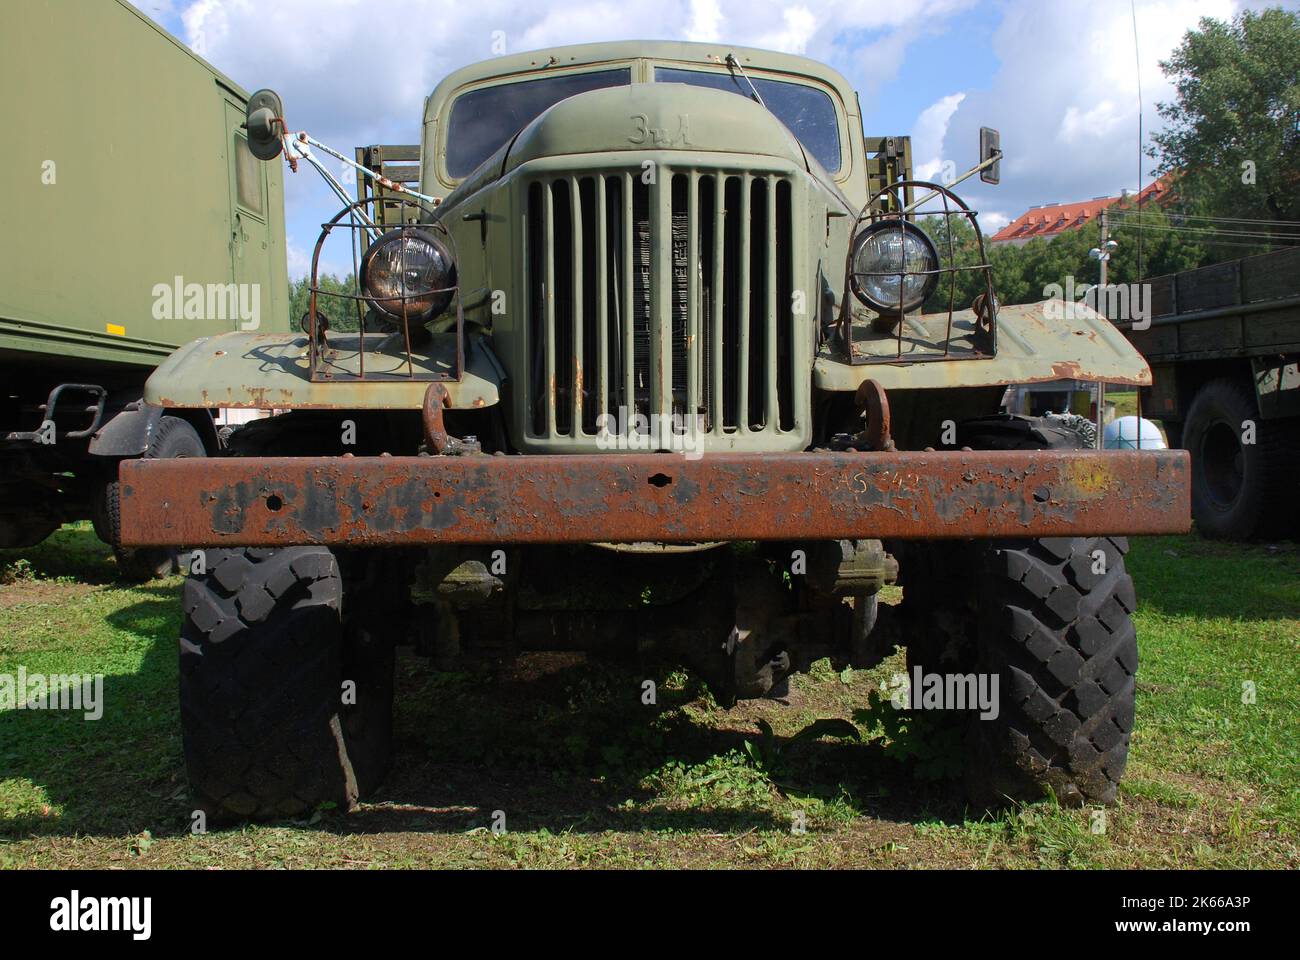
[849,220,939,314]
[360,228,456,322]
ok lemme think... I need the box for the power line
[1111,210,1300,226]
[1102,230,1286,250]
[1106,218,1299,241]
[1108,210,1300,231]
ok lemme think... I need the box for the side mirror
[977,126,998,184]
[243,89,286,161]
[979,127,1001,185]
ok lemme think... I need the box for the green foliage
[852,689,964,780]
[917,202,1213,313]
[287,273,362,332]
[1151,8,1300,226]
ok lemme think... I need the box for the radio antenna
[1131,0,1146,281]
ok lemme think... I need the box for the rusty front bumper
[117,450,1191,547]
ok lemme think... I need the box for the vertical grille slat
[736,174,751,432]
[552,182,573,436]
[524,165,799,446]
[686,172,701,426]
[526,182,544,436]
[746,176,768,431]
[764,175,779,430]
[621,172,635,424]
[543,183,557,436]
[568,175,583,436]
[709,176,724,433]
[594,176,609,429]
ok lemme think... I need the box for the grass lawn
[1,524,1296,869]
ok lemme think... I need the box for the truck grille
[524,169,798,442]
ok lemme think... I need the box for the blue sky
[130,0,1296,279]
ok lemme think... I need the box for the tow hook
[421,383,481,456]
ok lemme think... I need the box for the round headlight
[850,220,939,314]
[360,229,456,322]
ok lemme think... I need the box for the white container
[1103,416,1167,450]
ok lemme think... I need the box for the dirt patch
[0,580,96,610]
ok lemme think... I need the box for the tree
[287,273,362,331]
[1151,9,1300,228]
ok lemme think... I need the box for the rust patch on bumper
[117,450,1191,547]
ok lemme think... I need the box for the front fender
[814,300,1151,393]
[143,330,504,411]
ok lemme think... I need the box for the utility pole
[1098,209,1109,287]
[1088,209,1117,449]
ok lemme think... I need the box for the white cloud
[913,92,967,181]
[978,210,1011,233]
[685,0,723,43]
[754,6,819,54]
[933,0,1252,223]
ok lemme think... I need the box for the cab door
[222,97,274,331]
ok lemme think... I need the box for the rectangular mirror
[980,127,1001,185]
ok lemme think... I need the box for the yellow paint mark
[1067,460,1115,498]
[106,323,126,337]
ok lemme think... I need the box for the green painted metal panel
[0,0,289,371]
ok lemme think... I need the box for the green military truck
[117,41,1191,820]
[0,0,289,575]
[1118,246,1300,540]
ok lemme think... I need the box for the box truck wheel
[1183,378,1300,540]
[96,415,205,580]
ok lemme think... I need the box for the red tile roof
[990,197,1118,243]
[989,176,1175,245]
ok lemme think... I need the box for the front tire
[970,536,1137,805]
[901,415,1140,806]
[179,546,394,821]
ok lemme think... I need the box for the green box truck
[0,0,289,575]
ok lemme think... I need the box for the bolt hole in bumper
[118,450,1190,547]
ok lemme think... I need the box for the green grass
[1107,390,1140,420]
[1,526,1296,869]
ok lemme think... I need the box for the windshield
[445,68,632,178]
[654,67,842,173]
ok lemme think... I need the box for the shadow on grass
[0,523,157,587]
[0,590,183,838]
[1,629,967,840]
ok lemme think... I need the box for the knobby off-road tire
[98,415,206,580]
[179,546,395,821]
[1183,378,1300,540]
[901,414,1139,806]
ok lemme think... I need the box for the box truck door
[223,98,274,332]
